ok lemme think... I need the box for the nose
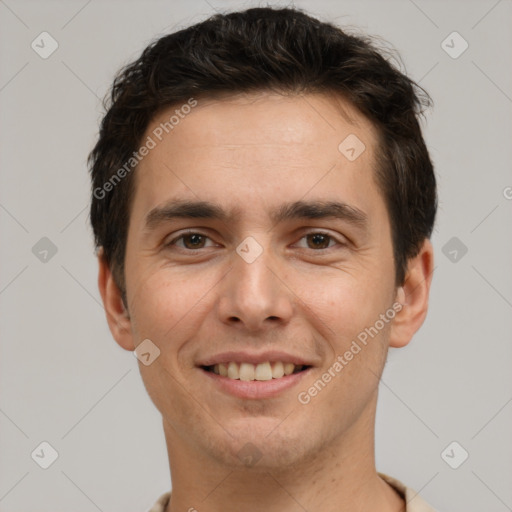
[216,241,294,332]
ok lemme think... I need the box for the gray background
[1,0,511,511]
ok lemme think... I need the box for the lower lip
[200,367,311,399]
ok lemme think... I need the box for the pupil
[309,233,329,249]
[185,234,204,248]
[184,234,332,249]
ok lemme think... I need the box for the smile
[203,361,310,381]
[200,362,312,400]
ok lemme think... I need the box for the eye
[295,232,342,250]
[166,232,216,250]
[165,230,345,252]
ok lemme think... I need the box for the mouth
[199,361,313,400]
[201,361,311,381]
[196,350,316,399]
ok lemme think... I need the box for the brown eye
[293,231,346,251]
[167,232,215,250]
[181,233,207,249]
[305,233,333,249]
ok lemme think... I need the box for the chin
[202,417,320,471]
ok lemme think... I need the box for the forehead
[131,91,383,224]
[148,91,377,153]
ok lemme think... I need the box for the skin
[98,91,434,512]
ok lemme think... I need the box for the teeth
[207,361,306,381]
[227,361,239,379]
[239,362,255,381]
[283,362,295,375]
[254,362,272,381]
[271,361,284,379]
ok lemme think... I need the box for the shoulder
[378,473,440,512]
[145,491,171,512]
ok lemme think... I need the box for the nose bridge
[217,235,293,330]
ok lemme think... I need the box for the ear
[97,248,135,351]
[389,238,434,348]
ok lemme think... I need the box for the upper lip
[197,350,314,367]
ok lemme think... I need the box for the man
[89,7,438,511]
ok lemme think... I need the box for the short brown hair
[89,6,437,297]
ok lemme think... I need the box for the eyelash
[165,230,346,252]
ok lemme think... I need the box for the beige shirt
[146,473,438,512]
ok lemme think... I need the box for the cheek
[296,270,393,420]
[296,266,392,346]
[126,269,214,413]
[127,265,214,345]
[133,285,175,339]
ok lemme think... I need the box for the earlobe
[389,239,434,349]
[97,248,135,351]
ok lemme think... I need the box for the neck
[163,394,404,512]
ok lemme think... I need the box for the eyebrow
[144,199,368,231]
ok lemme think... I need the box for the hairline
[109,88,400,299]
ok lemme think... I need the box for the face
[101,91,424,471]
